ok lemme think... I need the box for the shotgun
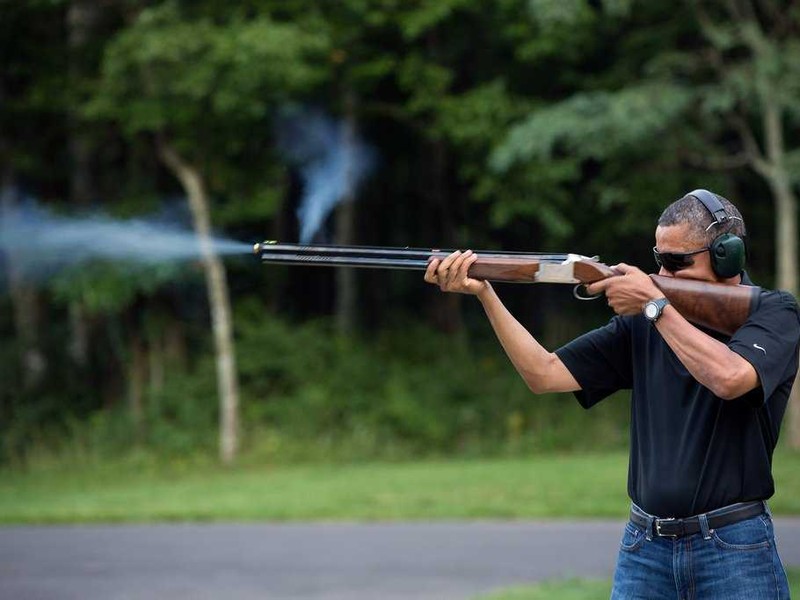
[253,241,758,336]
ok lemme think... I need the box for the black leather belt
[629,501,765,538]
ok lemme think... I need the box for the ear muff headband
[686,189,746,279]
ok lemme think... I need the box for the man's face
[654,223,718,282]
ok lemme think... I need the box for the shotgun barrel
[253,241,601,284]
[253,241,573,272]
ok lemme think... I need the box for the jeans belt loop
[763,500,772,518]
[698,513,712,540]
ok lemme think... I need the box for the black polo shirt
[555,275,800,517]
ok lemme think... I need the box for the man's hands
[585,263,664,315]
[424,250,491,297]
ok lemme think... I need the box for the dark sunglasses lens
[654,250,693,272]
[653,248,663,268]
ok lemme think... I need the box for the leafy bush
[14,303,631,465]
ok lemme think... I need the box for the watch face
[644,302,659,320]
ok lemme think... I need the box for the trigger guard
[573,284,602,301]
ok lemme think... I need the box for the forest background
[2,0,799,470]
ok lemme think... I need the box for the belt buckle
[655,517,679,538]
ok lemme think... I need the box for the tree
[89,1,328,463]
[689,0,800,447]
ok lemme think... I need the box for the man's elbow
[525,378,549,395]
[713,383,741,401]
[522,354,566,394]
[711,365,759,401]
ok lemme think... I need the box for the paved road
[1,520,799,600]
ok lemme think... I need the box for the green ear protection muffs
[686,189,746,279]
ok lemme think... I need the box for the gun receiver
[254,242,758,336]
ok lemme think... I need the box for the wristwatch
[643,297,670,323]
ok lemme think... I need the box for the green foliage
[397,52,455,117]
[434,82,579,239]
[490,83,693,170]
[50,261,188,313]
[87,1,329,151]
[25,307,629,463]
[397,0,475,41]
[237,305,629,459]
[513,0,631,64]
[527,0,597,27]
[49,345,220,460]
[437,81,524,151]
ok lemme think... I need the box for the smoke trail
[275,108,376,243]
[0,189,251,283]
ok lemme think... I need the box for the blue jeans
[611,503,790,599]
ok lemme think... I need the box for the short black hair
[657,192,746,246]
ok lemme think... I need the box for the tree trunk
[760,99,800,448]
[423,30,463,335]
[156,138,241,464]
[164,319,187,369]
[128,332,146,439]
[766,176,799,448]
[335,88,358,334]
[66,0,98,368]
[66,0,96,206]
[148,328,165,397]
[68,301,89,368]
[1,174,47,389]
[429,139,464,334]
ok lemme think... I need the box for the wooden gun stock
[649,275,758,336]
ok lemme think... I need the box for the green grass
[473,568,800,599]
[475,578,611,600]
[0,451,798,523]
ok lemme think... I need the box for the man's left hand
[584,263,664,316]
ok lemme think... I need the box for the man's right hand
[424,250,491,296]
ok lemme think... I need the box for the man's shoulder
[745,289,800,344]
[741,272,799,316]
[755,288,800,314]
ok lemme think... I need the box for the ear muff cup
[686,189,747,279]
[709,232,746,279]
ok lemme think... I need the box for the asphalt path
[2,519,799,600]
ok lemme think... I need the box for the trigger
[573,284,602,301]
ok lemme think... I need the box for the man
[424,190,800,599]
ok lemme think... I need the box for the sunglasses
[652,246,709,272]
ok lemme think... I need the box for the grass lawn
[474,568,800,599]
[0,451,798,523]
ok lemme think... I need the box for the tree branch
[692,2,733,71]
[729,113,771,175]
[683,151,751,171]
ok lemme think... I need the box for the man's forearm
[478,284,580,394]
[655,306,758,399]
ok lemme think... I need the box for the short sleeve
[555,316,633,409]
[728,290,800,404]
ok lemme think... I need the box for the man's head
[654,191,747,282]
